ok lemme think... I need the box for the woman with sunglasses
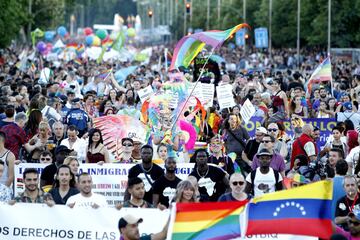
[218,173,251,202]
[86,128,110,164]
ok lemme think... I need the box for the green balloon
[127,28,136,38]
[96,29,108,40]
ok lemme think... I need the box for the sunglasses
[261,140,272,143]
[232,181,245,186]
[40,158,52,161]
[349,220,360,226]
[123,144,133,147]
[267,128,278,132]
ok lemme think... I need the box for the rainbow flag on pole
[170,23,250,70]
[306,57,332,94]
[169,201,248,240]
[96,68,112,80]
[244,180,333,239]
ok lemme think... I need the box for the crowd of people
[1,43,360,239]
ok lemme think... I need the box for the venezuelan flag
[170,201,248,240]
[245,180,333,239]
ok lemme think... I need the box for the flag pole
[170,47,216,131]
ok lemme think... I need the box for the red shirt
[1,123,26,159]
[290,133,318,169]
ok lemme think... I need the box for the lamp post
[269,0,272,60]
[327,0,331,55]
[297,0,300,68]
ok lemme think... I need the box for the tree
[0,0,27,48]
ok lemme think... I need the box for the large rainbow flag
[306,57,332,94]
[169,201,248,240]
[244,180,333,239]
[169,23,249,70]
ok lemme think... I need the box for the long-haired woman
[174,180,198,203]
[86,128,110,164]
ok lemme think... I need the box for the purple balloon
[36,41,47,52]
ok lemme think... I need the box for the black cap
[71,98,80,104]
[55,145,72,155]
[256,148,273,157]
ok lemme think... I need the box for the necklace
[142,164,153,173]
[196,167,209,178]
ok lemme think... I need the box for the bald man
[290,124,318,169]
[218,173,250,202]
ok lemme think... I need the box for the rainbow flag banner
[244,180,333,239]
[169,201,248,240]
[170,23,249,70]
[306,57,332,94]
[96,68,112,80]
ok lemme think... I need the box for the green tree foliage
[0,0,27,48]
[171,0,360,48]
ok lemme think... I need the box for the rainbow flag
[244,180,333,239]
[76,44,85,55]
[96,68,112,80]
[66,43,78,52]
[170,23,249,70]
[306,57,332,94]
[73,58,82,66]
[169,201,248,240]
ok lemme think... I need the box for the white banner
[14,163,194,206]
[0,203,168,240]
[0,203,317,240]
[216,84,236,109]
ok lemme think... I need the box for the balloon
[57,26,67,37]
[36,41,47,53]
[44,31,54,42]
[84,27,93,36]
[46,43,53,50]
[96,29,108,40]
[92,36,101,46]
[85,35,94,45]
[127,28,136,38]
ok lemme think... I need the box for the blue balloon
[85,35,94,45]
[57,26,67,37]
[44,31,54,42]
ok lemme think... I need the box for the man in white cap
[118,214,168,240]
[242,127,267,166]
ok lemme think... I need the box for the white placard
[216,84,236,109]
[137,85,154,103]
[240,99,256,124]
[201,83,215,108]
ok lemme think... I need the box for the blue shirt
[65,108,89,132]
[332,176,345,220]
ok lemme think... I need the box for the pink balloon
[84,27,93,36]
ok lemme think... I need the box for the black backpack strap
[250,170,256,195]
[273,170,283,191]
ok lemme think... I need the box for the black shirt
[152,175,181,207]
[49,187,79,205]
[335,195,360,230]
[128,163,164,203]
[41,163,57,187]
[189,165,227,202]
[208,155,235,175]
[244,139,261,162]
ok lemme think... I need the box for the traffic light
[148,9,153,18]
[186,3,191,13]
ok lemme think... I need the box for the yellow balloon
[92,36,101,46]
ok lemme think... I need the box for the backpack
[44,106,57,129]
[249,169,281,195]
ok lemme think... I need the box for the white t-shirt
[246,168,283,197]
[60,138,87,162]
[346,146,360,173]
[66,193,108,208]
